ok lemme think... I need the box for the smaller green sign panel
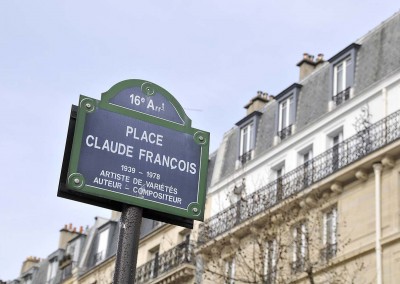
[67,80,209,221]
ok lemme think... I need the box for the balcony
[278,125,293,140]
[239,150,252,165]
[135,241,195,284]
[332,87,350,106]
[199,110,400,244]
[93,251,104,264]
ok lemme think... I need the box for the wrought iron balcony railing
[199,110,400,244]
[239,150,252,165]
[135,241,194,284]
[93,251,104,264]
[278,124,293,140]
[332,87,350,106]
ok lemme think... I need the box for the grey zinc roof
[208,11,400,187]
[355,13,400,94]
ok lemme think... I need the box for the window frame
[235,111,261,165]
[224,257,236,284]
[321,205,338,261]
[46,256,59,283]
[264,238,278,283]
[328,43,360,106]
[95,227,110,264]
[274,83,301,141]
[328,129,343,172]
[291,221,308,274]
[272,162,285,202]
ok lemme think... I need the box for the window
[274,83,301,142]
[321,206,338,261]
[333,57,352,100]
[291,222,307,273]
[95,228,109,264]
[274,165,285,202]
[300,147,313,187]
[225,258,235,284]
[179,230,192,263]
[46,257,58,284]
[331,132,343,171]
[239,123,254,164]
[23,275,32,284]
[149,246,160,279]
[264,239,278,283]
[278,96,295,140]
[329,43,360,106]
[236,111,262,166]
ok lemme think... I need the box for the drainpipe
[373,163,383,284]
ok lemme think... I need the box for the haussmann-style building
[5,10,400,284]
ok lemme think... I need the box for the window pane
[97,229,109,261]
[281,101,287,128]
[289,97,295,125]
[336,63,344,93]
[345,57,352,88]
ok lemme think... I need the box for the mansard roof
[208,11,400,186]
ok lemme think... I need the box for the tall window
[321,206,338,261]
[149,246,160,278]
[301,148,313,187]
[333,57,352,96]
[264,239,277,283]
[292,222,307,273]
[275,166,285,201]
[225,258,235,284]
[329,43,360,106]
[240,123,253,164]
[278,96,295,139]
[46,257,58,284]
[331,132,343,171]
[96,228,109,264]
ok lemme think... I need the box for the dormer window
[240,122,253,164]
[236,111,262,166]
[46,257,58,284]
[329,43,360,107]
[274,83,301,142]
[95,228,109,264]
[278,96,294,140]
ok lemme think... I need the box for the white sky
[0,0,399,281]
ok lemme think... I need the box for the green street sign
[61,80,209,222]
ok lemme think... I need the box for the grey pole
[113,205,143,283]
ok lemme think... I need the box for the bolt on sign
[58,80,209,226]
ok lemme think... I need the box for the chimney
[58,223,83,249]
[297,52,324,80]
[315,53,325,69]
[20,256,40,275]
[244,91,273,115]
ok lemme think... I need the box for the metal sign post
[113,205,143,283]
